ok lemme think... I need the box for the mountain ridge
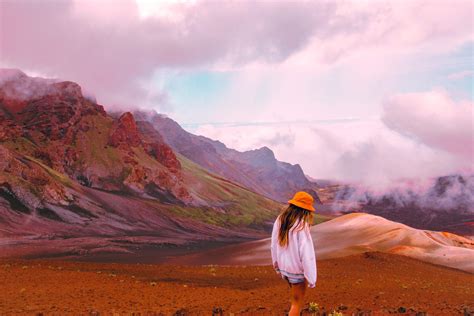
[133,110,322,204]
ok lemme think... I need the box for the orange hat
[288,191,315,212]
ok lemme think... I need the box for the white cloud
[382,89,474,159]
[194,91,473,186]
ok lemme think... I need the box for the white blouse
[270,216,317,287]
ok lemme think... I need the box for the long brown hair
[278,204,314,247]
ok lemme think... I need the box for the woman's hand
[273,261,280,274]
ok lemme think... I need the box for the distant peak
[254,146,275,158]
[51,81,83,98]
[108,112,142,148]
[133,109,169,122]
[0,68,27,82]
[240,146,276,164]
[259,146,273,153]
[0,69,84,103]
[118,111,136,124]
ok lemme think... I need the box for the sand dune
[176,213,474,273]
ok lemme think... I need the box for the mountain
[0,69,283,252]
[322,175,474,236]
[133,111,321,203]
[170,213,474,273]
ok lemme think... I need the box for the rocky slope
[0,69,281,249]
[134,110,321,203]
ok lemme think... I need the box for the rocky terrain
[1,252,472,315]
[134,110,322,204]
[0,69,286,255]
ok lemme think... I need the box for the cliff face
[108,112,143,148]
[0,69,189,202]
[134,110,321,203]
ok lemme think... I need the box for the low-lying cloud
[332,174,474,217]
[194,90,473,187]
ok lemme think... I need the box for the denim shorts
[277,269,305,284]
[283,275,305,284]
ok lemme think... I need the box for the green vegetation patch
[75,115,122,170]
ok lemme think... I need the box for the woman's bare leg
[288,282,306,316]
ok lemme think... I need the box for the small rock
[398,306,407,313]
[338,304,348,310]
[174,308,188,316]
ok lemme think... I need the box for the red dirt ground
[0,252,472,315]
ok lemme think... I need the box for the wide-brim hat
[288,191,315,212]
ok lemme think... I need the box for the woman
[271,191,317,316]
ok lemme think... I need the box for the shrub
[308,302,319,313]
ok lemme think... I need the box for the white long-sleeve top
[270,216,317,287]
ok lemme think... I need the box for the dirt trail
[0,252,472,315]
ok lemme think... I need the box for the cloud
[448,70,474,80]
[1,0,472,111]
[382,90,474,159]
[0,0,338,108]
[194,90,473,187]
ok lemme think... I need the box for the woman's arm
[298,224,317,287]
[270,217,280,272]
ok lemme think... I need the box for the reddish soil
[0,252,472,315]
